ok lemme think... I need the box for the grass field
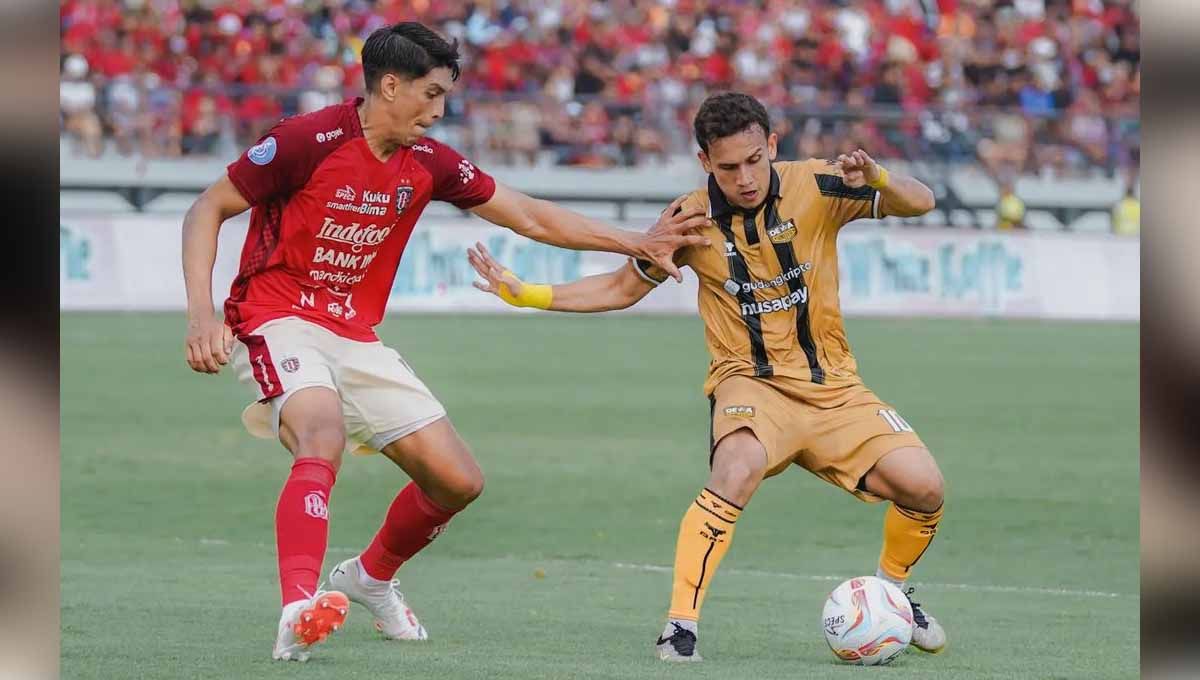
[61,313,1139,679]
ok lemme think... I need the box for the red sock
[359,482,457,581]
[276,457,337,606]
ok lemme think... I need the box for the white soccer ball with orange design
[822,576,914,666]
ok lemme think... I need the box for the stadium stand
[61,0,1138,183]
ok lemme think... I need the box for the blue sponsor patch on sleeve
[247,136,278,166]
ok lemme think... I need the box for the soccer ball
[822,576,913,666]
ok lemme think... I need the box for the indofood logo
[316,217,392,253]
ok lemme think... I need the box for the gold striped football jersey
[634,160,882,395]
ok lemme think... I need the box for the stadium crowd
[60,0,1139,179]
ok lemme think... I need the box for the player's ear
[698,150,711,174]
[380,73,398,103]
[767,132,778,162]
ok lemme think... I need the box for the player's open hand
[835,149,881,188]
[641,195,712,282]
[467,242,523,300]
[185,314,234,374]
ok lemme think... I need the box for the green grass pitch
[61,313,1138,679]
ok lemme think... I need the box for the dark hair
[361,22,461,92]
[693,92,771,153]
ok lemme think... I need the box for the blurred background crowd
[60,0,1139,182]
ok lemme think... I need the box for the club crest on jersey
[396,186,414,215]
[280,357,300,373]
[768,218,797,244]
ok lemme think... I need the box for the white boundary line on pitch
[610,562,1135,600]
[197,539,1133,600]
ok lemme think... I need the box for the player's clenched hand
[185,315,234,374]
[835,149,882,188]
[640,195,712,283]
[467,242,523,299]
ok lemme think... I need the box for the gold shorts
[709,375,925,502]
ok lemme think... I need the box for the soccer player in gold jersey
[468,92,946,661]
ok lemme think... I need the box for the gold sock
[667,488,742,621]
[878,503,943,583]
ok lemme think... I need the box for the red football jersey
[224,98,496,341]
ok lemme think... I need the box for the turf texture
[61,313,1139,679]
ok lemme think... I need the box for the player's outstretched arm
[467,243,653,313]
[469,185,710,283]
[181,174,250,374]
[836,149,935,217]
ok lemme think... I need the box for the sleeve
[811,159,884,227]
[629,193,704,286]
[629,255,680,286]
[424,139,497,209]
[225,118,320,206]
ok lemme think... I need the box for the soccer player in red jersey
[181,23,708,662]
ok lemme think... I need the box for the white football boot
[904,587,947,653]
[272,589,350,662]
[329,557,429,640]
[655,620,702,662]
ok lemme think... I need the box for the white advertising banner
[60,214,1138,321]
[61,214,249,310]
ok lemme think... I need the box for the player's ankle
[875,568,906,589]
[355,557,391,589]
[665,618,698,635]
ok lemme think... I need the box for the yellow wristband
[498,271,553,310]
[867,165,889,190]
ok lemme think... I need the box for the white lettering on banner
[316,217,392,253]
[740,287,809,316]
[837,233,1035,315]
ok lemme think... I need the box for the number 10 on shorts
[878,409,914,433]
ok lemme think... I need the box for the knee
[709,432,768,504]
[291,426,345,472]
[906,471,944,514]
[439,466,485,510]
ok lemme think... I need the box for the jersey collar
[348,97,365,138]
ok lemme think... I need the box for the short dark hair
[361,22,461,92]
[693,92,771,153]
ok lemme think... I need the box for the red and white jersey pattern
[224,97,495,341]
